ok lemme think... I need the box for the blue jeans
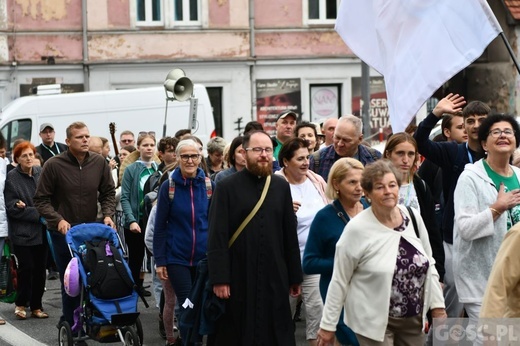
[49,230,81,327]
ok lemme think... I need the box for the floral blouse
[389,211,429,318]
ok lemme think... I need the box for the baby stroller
[59,223,148,346]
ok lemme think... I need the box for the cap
[276,110,298,121]
[39,123,54,133]
[312,122,325,137]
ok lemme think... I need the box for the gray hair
[338,115,363,135]
[176,139,200,156]
[207,136,227,154]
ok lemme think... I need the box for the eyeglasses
[139,131,156,137]
[245,147,273,154]
[179,154,201,162]
[488,129,515,138]
[120,139,133,144]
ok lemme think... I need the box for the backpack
[85,240,135,299]
[168,175,213,202]
[0,241,18,303]
[142,169,163,226]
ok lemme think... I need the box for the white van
[0,85,216,152]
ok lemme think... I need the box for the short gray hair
[176,139,200,156]
[207,136,227,154]
[338,115,363,135]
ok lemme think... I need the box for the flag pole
[499,32,520,74]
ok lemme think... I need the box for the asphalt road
[0,273,308,345]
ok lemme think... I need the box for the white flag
[336,0,502,133]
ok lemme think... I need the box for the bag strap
[312,150,321,173]
[406,206,420,238]
[331,200,350,225]
[228,175,271,248]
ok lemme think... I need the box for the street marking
[0,315,47,346]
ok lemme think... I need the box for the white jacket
[320,205,444,342]
[453,159,520,303]
[0,159,7,237]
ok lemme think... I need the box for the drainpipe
[249,0,256,121]
[82,0,90,91]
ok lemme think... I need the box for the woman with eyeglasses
[120,133,159,296]
[453,113,520,332]
[154,139,215,345]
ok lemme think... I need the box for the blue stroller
[59,223,148,346]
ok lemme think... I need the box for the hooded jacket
[153,167,213,267]
[453,159,520,303]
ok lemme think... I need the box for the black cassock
[208,169,303,346]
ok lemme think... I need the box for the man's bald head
[89,136,103,155]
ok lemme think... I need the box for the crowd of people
[0,93,519,346]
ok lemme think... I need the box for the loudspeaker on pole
[164,68,194,102]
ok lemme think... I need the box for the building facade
[0,0,518,142]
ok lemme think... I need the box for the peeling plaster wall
[11,0,81,29]
[0,0,7,29]
[88,32,250,61]
[255,32,351,57]
[9,35,83,62]
[255,0,302,27]
[0,36,8,62]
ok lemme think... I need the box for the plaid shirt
[309,144,381,181]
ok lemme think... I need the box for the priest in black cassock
[208,130,303,346]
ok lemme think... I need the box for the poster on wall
[351,77,391,144]
[310,85,340,122]
[256,79,301,136]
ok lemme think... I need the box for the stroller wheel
[58,321,73,346]
[134,317,144,345]
[122,326,140,346]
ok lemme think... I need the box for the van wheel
[123,326,140,346]
[58,321,73,346]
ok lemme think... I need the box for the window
[306,0,338,24]
[134,0,201,27]
[1,119,32,152]
[172,0,200,26]
[136,0,163,26]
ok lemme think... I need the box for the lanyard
[42,143,60,157]
[466,142,474,164]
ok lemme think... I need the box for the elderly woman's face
[179,145,201,178]
[283,147,310,179]
[333,168,363,204]
[482,121,517,157]
[365,172,399,211]
[17,148,35,171]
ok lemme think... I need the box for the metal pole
[499,32,520,74]
[361,62,371,137]
[82,0,90,91]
